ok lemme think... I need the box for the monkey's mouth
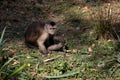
[49,31,56,35]
[50,33,55,35]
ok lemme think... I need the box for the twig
[43,55,62,62]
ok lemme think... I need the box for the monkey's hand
[48,43,63,51]
[39,48,48,55]
[42,50,51,57]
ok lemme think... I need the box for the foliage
[94,4,115,40]
[0,54,26,79]
[0,0,120,80]
[6,63,26,79]
[0,27,26,80]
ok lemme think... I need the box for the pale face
[45,24,57,35]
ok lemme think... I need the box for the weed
[93,3,120,40]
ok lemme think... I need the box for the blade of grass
[0,26,7,45]
[6,64,26,79]
[0,55,24,71]
[42,71,79,79]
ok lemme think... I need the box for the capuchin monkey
[25,21,65,55]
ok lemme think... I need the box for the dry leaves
[91,43,95,47]
[88,47,92,53]
[30,71,37,76]
[12,60,20,65]
[9,49,16,55]
[81,68,87,72]
[66,49,78,53]
[97,63,105,67]
[81,6,90,12]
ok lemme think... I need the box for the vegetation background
[0,0,120,80]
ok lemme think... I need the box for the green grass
[0,26,6,47]
[0,0,120,80]
[1,36,120,80]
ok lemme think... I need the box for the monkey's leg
[47,43,63,51]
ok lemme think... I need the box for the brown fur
[25,21,64,54]
[25,22,44,45]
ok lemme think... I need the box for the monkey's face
[45,24,57,35]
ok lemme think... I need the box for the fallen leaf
[65,53,70,57]
[66,50,72,53]
[91,44,95,47]
[81,68,87,72]
[107,39,112,42]
[90,68,97,71]
[9,49,16,55]
[81,6,89,12]
[12,60,20,65]
[72,49,77,53]
[107,3,111,6]
[97,62,105,67]
[31,71,37,76]
[88,47,92,53]
[47,53,51,58]
[27,56,31,59]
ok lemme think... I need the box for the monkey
[25,21,65,55]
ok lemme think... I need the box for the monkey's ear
[45,24,50,28]
[44,24,51,32]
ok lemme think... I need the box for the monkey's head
[45,21,57,35]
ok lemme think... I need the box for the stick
[43,55,62,62]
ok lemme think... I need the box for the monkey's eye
[53,28,56,29]
[50,28,53,30]
[50,28,56,30]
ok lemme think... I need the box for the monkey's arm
[37,33,49,54]
[37,41,48,54]
[48,34,65,51]
[47,43,63,51]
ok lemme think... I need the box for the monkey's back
[25,22,45,46]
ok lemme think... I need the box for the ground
[0,0,120,80]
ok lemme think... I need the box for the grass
[0,26,6,47]
[1,37,120,80]
[0,0,120,80]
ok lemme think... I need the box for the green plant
[43,71,79,79]
[94,4,115,40]
[6,63,26,79]
[0,26,6,47]
[0,26,7,71]
[0,55,26,79]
